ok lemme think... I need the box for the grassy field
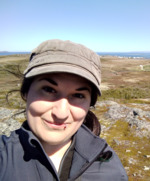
[0,54,150,180]
[98,56,150,181]
[0,54,29,108]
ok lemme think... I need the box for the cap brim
[25,63,101,95]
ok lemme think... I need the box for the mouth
[43,119,67,130]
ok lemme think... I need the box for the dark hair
[20,77,101,136]
[20,77,34,101]
[84,110,101,136]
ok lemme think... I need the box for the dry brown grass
[101,56,150,91]
[0,55,29,108]
[98,56,150,180]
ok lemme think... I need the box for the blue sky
[0,0,150,52]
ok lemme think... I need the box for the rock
[144,155,150,158]
[0,107,23,136]
[0,119,21,136]
[0,118,21,136]
[105,103,130,120]
[132,173,137,177]
[126,150,131,153]
[140,65,144,70]
[0,107,15,120]
[124,167,129,170]
[113,139,120,145]
[143,166,150,171]
[128,158,136,164]
[101,101,150,137]
[96,101,118,107]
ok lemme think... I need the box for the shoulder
[0,130,22,164]
[0,129,25,175]
[100,146,128,180]
[84,146,128,181]
[0,130,20,149]
[77,127,128,181]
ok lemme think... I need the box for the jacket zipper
[68,143,108,181]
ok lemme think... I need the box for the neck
[41,140,72,171]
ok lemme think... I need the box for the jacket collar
[18,121,107,181]
[69,124,107,180]
[19,121,107,162]
[17,121,60,180]
[75,124,107,162]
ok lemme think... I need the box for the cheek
[71,100,90,121]
[26,87,49,116]
[71,106,89,121]
[26,100,50,117]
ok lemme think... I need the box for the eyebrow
[76,87,91,93]
[38,78,91,93]
[38,78,58,86]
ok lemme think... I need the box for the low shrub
[101,87,150,100]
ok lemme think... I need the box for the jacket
[0,121,128,181]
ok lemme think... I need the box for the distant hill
[0,51,9,53]
[0,51,30,55]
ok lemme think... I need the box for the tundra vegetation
[0,54,150,181]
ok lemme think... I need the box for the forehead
[34,73,92,87]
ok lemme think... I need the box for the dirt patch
[100,83,111,90]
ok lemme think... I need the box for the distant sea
[0,51,150,59]
[0,52,30,56]
[97,52,150,59]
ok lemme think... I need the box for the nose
[52,98,70,121]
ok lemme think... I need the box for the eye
[42,86,56,94]
[73,93,85,99]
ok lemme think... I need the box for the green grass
[104,120,150,181]
[144,64,150,71]
[101,87,150,101]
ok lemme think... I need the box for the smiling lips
[43,119,67,130]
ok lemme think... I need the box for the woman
[0,39,128,181]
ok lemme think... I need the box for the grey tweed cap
[24,39,101,95]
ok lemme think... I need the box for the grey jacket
[0,122,128,181]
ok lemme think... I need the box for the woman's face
[26,73,91,148]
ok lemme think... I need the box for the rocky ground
[97,101,150,138]
[0,107,24,136]
[94,100,150,181]
[2,100,150,139]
